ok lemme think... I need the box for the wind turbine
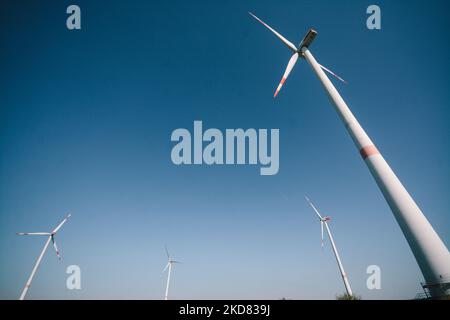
[305,196,353,297]
[249,12,450,298]
[163,246,182,300]
[16,213,71,300]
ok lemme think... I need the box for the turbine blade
[52,213,71,234]
[165,245,170,259]
[319,64,347,84]
[305,196,324,220]
[274,53,299,97]
[51,236,61,260]
[172,260,183,264]
[16,232,51,236]
[163,262,170,273]
[248,12,297,52]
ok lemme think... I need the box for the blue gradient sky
[1,0,449,299]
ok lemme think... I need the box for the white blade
[274,53,299,97]
[165,245,170,259]
[16,232,51,236]
[51,235,61,260]
[171,260,183,264]
[52,213,71,234]
[248,12,297,53]
[321,221,324,247]
[163,262,170,273]
[319,64,347,84]
[305,196,324,220]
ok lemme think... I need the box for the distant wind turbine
[249,12,450,297]
[163,246,182,300]
[17,213,71,300]
[305,196,353,297]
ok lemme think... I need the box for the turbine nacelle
[298,29,318,52]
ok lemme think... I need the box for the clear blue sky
[1,0,449,299]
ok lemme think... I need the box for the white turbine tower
[306,196,353,297]
[249,12,450,298]
[163,246,182,300]
[17,213,71,300]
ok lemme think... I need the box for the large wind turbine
[163,246,182,300]
[17,213,71,300]
[306,196,353,297]
[249,12,450,298]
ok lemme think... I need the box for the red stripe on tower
[360,145,380,159]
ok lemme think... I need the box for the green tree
[336,293,361,300]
